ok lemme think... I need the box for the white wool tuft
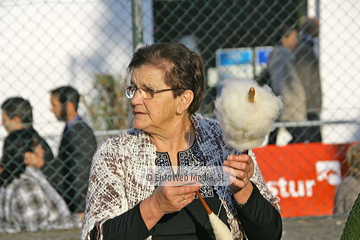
[214,79,283,152]
[208,212,233,240]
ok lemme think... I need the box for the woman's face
[282,30,298,50]
[130,64,180,134]
[25,144,45,169]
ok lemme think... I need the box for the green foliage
[83,74,130,131]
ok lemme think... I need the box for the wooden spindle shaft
[248,87,255,103]
[196,190,212,214]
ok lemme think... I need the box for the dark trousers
[303,113,322,143]
[268,113,322,144]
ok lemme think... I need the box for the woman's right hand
[140,179,201,230]
[151,180,202,214]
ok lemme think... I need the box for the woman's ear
[178,90,194,113]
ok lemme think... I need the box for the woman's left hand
[223,153,254,194]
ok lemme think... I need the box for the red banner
[253,142,351,218]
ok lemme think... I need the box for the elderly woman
[0,130,82,232]
[82,42,282,240]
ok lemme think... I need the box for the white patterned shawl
[81,114,281,240]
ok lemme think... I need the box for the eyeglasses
[124,86,185,100]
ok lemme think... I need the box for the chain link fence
[1,0,360,234]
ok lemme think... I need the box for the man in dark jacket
[1,97,55,184]
[293,17,323,142]
[50,86,97,213]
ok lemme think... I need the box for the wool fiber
[214,79,283,152]
[208,212,233,240]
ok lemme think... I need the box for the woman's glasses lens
[124,86,183,100]
[140,88,154,99]
[124,86,135,99]
[124,86,154,100]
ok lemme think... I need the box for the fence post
[132,0,143,51]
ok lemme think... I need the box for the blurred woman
[334,143,360,214]
[0,130,83,233]
[82,42,282,240]
[267,24,308,144]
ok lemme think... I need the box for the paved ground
[282,215,347,240]
[0,215,348,240]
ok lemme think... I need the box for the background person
[294,17,323,142]
[81,42,282,240]
[0,132,82,233]
[50,86,97,213]
[267,24,308,144]
[334,142,360,214]
[1,97,55,185]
